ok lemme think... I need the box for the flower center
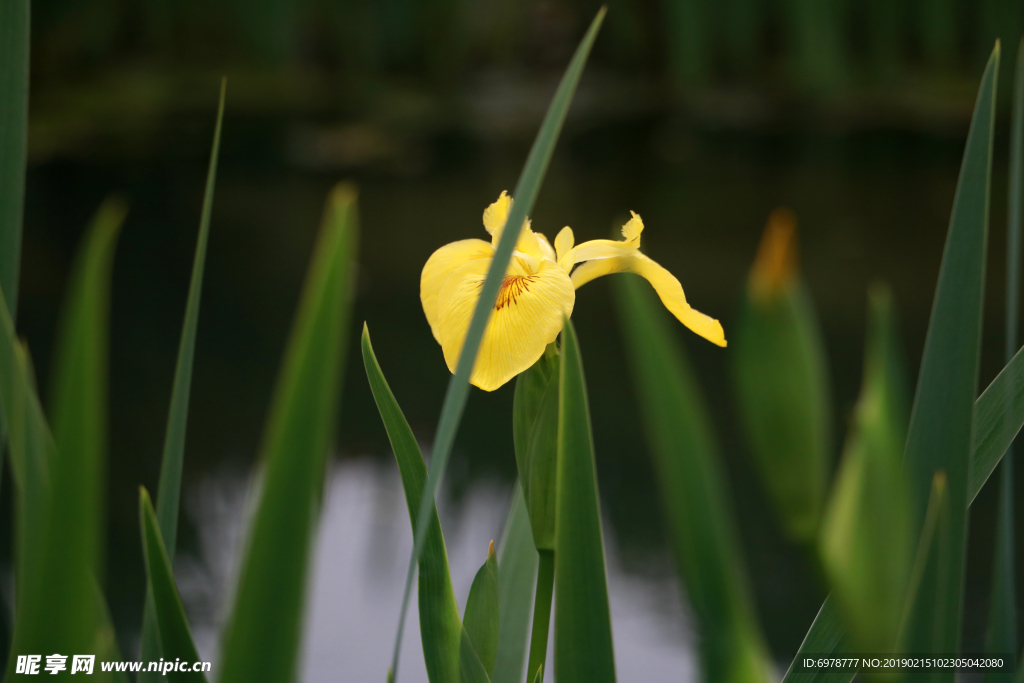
[495,275,535,310]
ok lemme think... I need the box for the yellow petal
[420,239,494,342]
[555,227,575,263]
[572,252,726,347]
[536,232,557,262]
[437,258,575,391]
[559,212,642,271]
[483,191,513,235]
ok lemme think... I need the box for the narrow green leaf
[985,35,1022,681]
[733,210,832,545]
[218,183,358,683]
[819,285,912,653]
[526,549,554,681]
[971,340,1024,502]
[463,542,499,677]
[361,325,461,683]
[899,472,952,652]
[554,318,616,683]
[49,195,126,579]
[0,0,29,316]
[389,10,605,679]
[140,78,226,681]
[493,483,538,683]
[513,344,559,551]
[779,596,853,683]
[138,487,207,683]
[902,43,999,664]
[614,274,771,683]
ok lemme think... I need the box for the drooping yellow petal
[572,252,726,347]
[421,238,494,341]
[437,258,575,391]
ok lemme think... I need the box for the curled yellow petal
[420,239,494,341]
[482,191,544,261]
[536,232,557,262]
[437,258,575,391]
[572,253,726,347]
[559,212,642,271]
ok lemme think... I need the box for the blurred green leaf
[493,483,538,683]
[138,487,207,683]
[140,78,224,681]
[361,325,461,683]
[780,596,853,683]
[0,0,28,317]
[733,209,832,545]
[2,198,124,674]
[388,10,605,679]
[463,543,499,678]
[553,318,616,683]
[513,344,559,551]
[819,285,911,653]
[901,43,999,663]
[985,36,1023,681]
[218,183,358,683]
[459,629,492,683]
[49,195,125,579]
[615,274,771,683]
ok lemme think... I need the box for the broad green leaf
[463,543,499,677]
[553,318,616,683]
[513,344,559,551]
[901,43,999,664]
[140,78,226,681]
[138,487,207,683]
[819,285,911,653]
[0,0,28,316]
[733,209,831,545]
[361,325,461,683]
[614,274,771,683]
[459,629,492,683]
[49,195,126,579]
[985,36,1022,680]
[779,596,853,683]
[493,482,538,683]
[389,9,605,679]
[218,183,358,683]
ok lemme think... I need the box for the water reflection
[179,458,700,682]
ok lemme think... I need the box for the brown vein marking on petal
[495,275,536,310]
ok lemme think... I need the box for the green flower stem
[526,548,555,681]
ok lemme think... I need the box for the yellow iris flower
[421,192,727,391]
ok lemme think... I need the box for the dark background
[9,0,1024,666]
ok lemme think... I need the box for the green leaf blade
[984,35,1023,679]
[614,274,771,683]
[554,318,616,683]
[361,325,462,683]
[463,543,499,677]
[902,43,1000,662]
[493,483,538,683]
[140,79,226,681]
[389,10,605,679]
[218,183,358,683]
[138,487,207,683]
